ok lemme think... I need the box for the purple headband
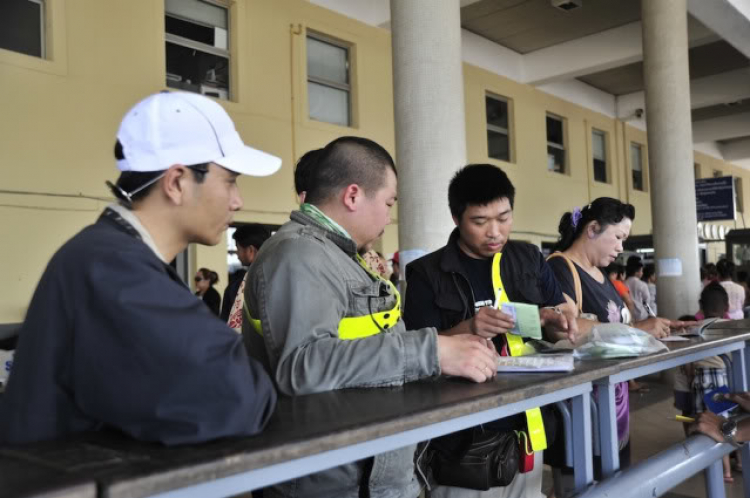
[571,207,583,229]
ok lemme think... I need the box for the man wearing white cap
[0,91,279,445]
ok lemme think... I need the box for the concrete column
[641,0,701,319]
[390,0,467,270]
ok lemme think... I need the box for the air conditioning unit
[551,0,582,12]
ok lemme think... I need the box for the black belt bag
[431,427,520,491]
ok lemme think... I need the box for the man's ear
[161,165,189,205]
[248,245,259,264]
[452,215,460,227]
[342,184,362,212]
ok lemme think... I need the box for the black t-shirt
[457,248,495,312]
[456,248,528,431]
[456,242,564,311]
[548,257,626,324]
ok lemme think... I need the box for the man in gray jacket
[244,136,499,498]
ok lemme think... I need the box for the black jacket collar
[440,228,489,276]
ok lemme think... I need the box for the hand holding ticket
[500,302,543,340]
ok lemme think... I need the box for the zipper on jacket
[450,271,477,322]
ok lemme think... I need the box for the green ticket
[500,302,542,339]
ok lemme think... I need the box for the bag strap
[547,252,583,313]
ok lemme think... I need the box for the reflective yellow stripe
[492,253,547,451]
[244,302,263,336]
[337,255,402,340]
[338,307,401,339]
[245,254,401,341]
[491,253,525,357]
[525,404,548,451]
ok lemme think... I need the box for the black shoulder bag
[430,426,519,490]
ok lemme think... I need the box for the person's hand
[437,334,499,383]
[542,296,584,344]
[725,392,750,412]
[469,307,515,339]
[540,306,580,344]
[669,319,698,334]
[635,317,671,339]
[540,307,567,330]
[690,411,725,444]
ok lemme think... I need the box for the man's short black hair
[700,281,729,318]
[303,136,396,205]
[717,258,735,280]
[604,263,619,277]
[294,148,322,196]
[233,224,271,249]
[448,164,515,220]
[626,256,643,278]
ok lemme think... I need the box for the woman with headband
[545,197,691,492]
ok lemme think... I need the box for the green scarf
[299,203,351,240]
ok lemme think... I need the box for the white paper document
[496,354,574,373]
[676,317,723,337]
[659,335,690,342]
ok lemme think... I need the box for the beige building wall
[0,0,744,323]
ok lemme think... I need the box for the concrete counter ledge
[1,362,604,498]
[2,326,749,498]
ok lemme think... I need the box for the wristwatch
[721,419,743,447]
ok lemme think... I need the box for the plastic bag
[553,323,668,359]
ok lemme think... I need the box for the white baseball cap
[116,91,281,177]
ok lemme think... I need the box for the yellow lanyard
[491,252,547,452]
[491,253,525,356]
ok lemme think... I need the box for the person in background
[228,150,322,333]
[221,225,271,321]
[390,251,401,286]
[736,271,750,310]
[605,262,648,392]
[684,282,736,482]
[630,262,658,393]
[717,259,745,319]
[361,248,388,277]
[625,256,650,321]
[195,268,221,316]
[377,251,389,278]
[605,263,637,319]
[673,314,697,438]
[0,91,278,445]
[642,264,658,316]
[703,263,719,287]
[294,148,321,205]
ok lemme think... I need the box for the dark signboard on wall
[696,176,735,221]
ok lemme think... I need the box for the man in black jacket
[0,91,279,445]
[404,164,576,498]
[221,224,271,321]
